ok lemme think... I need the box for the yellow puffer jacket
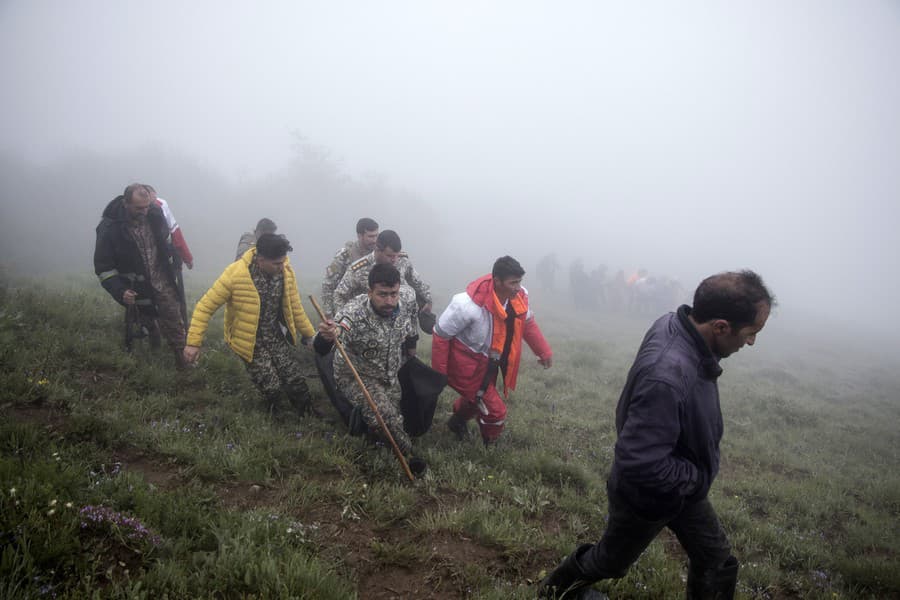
[186,249,316,363]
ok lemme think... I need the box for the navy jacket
[608,305,724,519]
[93,196,181,309]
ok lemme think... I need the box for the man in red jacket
[432,256,553,445]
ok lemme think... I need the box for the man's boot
[686,556,738,600]
[539,544,607,599]
[447,412,470,441]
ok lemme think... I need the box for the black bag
[313,350,355,426]
[398,357,447,437]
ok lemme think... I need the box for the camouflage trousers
[244,338,311,414]
[337,374,411,454]
[139,281,185,350]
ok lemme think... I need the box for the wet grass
[1,274,898,598]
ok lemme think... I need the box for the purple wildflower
[79,505,162,546]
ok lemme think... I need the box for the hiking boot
[686,555,739,600]
[539,544,606,599]
[447,413,470,441]
[408,456,428,478]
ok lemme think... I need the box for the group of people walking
[93,184,775,599]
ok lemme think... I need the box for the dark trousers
[579,483,732,580]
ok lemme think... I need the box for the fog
[2,1,899,342]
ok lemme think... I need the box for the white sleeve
[521,285,534,320]
[156,198,179,233]
[435,293,475,338]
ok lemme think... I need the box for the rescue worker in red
[431,256,553,445]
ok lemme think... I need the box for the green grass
[1,274,899,598]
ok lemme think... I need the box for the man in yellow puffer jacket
[184,234,317,415]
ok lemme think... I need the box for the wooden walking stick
[309,295,415,482]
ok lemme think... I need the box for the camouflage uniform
[321,239,369,316]
[244,261,312,413]
[333,252,432,330]
[128,218,186,349]
[333,294,417,453]
[235,232,257,261]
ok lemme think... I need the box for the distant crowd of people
[92,183,775,599]
[536,253,689,317]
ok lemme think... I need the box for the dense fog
[1,0,899,342]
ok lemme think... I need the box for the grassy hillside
[1,274,898,599]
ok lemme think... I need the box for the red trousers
[452,380,507,442]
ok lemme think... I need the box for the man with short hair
[432,256,553,445]
[315,263,418,454]
[184,234,317,416]
[236,218,278,261]
[143,184,194,270]
[539,271,775,600]
[321,218,379,317]
[332,230,432,337]
[94,183,187,367]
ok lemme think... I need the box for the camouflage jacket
[321,240,369,316]
[332,252,431,314]
[332,294,416,387]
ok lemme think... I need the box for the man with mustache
[94,183,187,368]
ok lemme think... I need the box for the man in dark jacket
[94,183,187,367]
[540,270,775,600]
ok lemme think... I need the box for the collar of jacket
[676,304,723,380]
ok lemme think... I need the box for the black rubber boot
[686,555,739,600]
[539,544,607,599]
[447,413,470,441]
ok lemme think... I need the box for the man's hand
[123,289,137,305]
[538,356,553,369]
[183,346,201,364]
[185,260,194,270]
[318,319,338,342]
[420,302,433,314]
[406,347,417,359]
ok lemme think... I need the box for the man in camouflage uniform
[315,263,418,454]
[184,234,317,416]
[94,183,188,367]
[333,230,432,340]
[235,218,278,261]
[321,218,379,317]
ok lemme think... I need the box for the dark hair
[143,184,156,194]
[692,270,776,328]
[368,263,401,289]
[356,218,379,235]
[492,256,525,280]
[256,233,292,259]
[255,218,277,234]
[123,183,148,203]
[376,230,402,252]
